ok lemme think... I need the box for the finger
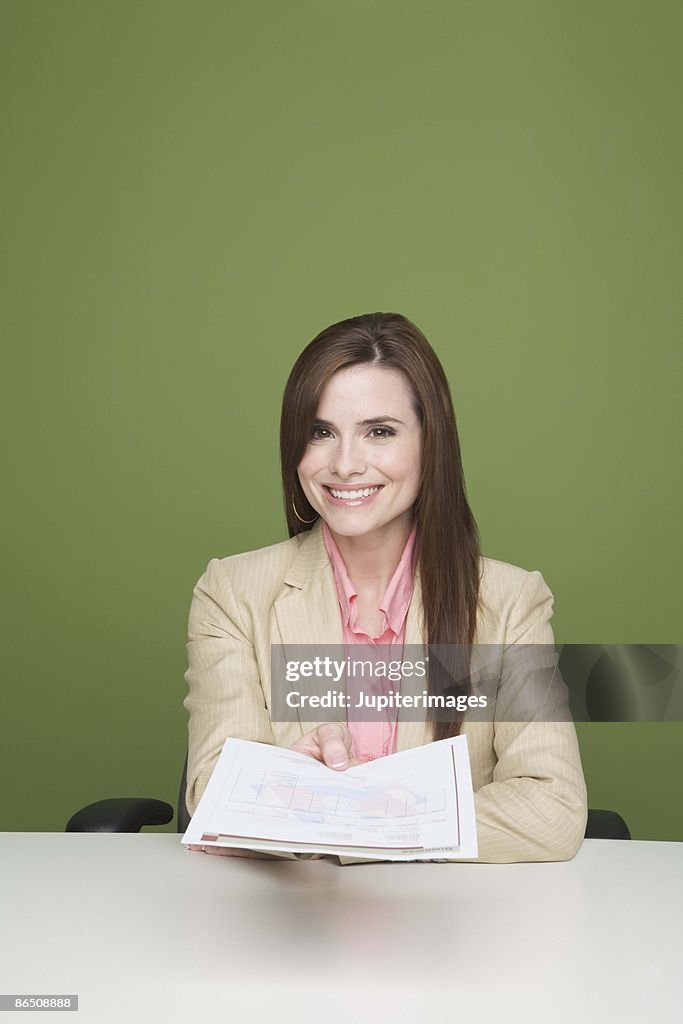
[316,723,354,770]
[204,845,282,860]
[189,843,245,857]
[192,842,298,860]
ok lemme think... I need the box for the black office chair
[66,754,631,840]
[66,757,189,834]
[584,809,631,840]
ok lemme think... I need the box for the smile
[323,485,384,506]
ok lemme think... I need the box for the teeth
[329,486,381,500]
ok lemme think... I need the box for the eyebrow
[313,416,405,428]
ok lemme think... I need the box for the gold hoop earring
[292,495,318,524]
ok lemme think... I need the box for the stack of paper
[181,735,477,861]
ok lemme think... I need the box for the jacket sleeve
[470,570,588,863]
[183,558,276,816]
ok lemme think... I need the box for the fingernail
[331,760,347,768]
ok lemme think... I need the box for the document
[181,736,478,861]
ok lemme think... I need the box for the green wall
[2,0,680,840]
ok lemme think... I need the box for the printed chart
[226,767,447,826]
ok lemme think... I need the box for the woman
[185,312,587,862]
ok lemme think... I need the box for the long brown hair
[280,312,481,740]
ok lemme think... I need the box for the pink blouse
[321,521,417,763]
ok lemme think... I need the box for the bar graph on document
[227,766,448,827]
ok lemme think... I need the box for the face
[297,364,422,544]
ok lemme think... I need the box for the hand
[188,844,282,860]
[289,722,361,770]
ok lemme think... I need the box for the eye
[368,426,396,439]
[310,425,333,441]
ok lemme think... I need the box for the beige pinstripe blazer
[183,521,587,863]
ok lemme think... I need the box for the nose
[329,436,367,479]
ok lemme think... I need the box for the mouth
[322,484,384,507]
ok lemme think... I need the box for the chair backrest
[585,809,631,840]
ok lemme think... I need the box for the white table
[1,834,681,1022]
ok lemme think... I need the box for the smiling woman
[295,364,422,625]
[297,364,421,544]
[183,312,588,863]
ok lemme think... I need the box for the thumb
[317,723,354,770]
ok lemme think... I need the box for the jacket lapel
[273,522,341,645]
[272,522,342,734]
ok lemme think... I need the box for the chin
[326,518,383,538]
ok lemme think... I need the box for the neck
[326,515,414,594]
